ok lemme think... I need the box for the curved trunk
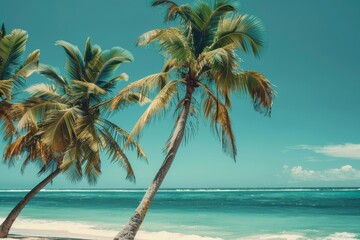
[114,86,194,240]
[0,168,61,238]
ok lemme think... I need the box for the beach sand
[6,232,222,240]
[5,232,223,240]
[7,236,82,240]
[4,221,359,240]
[4,218,222,240]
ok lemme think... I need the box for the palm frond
[75,113,100,152]
[110,72,168,111]
[98,72,129,93]
[0,29,28,79]
[102,47,134,63]
[12,50,40,88]
[38,64,67,89]
[0,79,13,100]
[36,159,59,176]
[4,132,31,166]
[0,101,17,141]
[234,71,274,116]
[82,148,101,184]
[72,80,106,95]
[192,0,237,55]
[40,107,81,152]
[95,47,133,84]
[180,2,206,31]
[200,45,240,95]
[17,99,67,130]
[126,79,182,142]
[26,83,60,98]
[15,50,40,75]
[98,128,135,182]
[162,59,179,73]
[97,92,149,119]
[211,14,264,57]
[137,28,193,63]
[198,81,237,160]
[0,23,5,38]
[83,39,102,83]
[151,0,188,22]
[151,0,178,7]
[192,0,212,29]
[199,44,237,73]
[56,40,85,80]
[84,37,95,67]
[0,112,16,142]
[61,144,83,183]
[96,117,147,161]
[4,129,55,171]
[164,97,199,152]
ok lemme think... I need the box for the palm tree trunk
[0,168,61,238]
[114,86,195,240]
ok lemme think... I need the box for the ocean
[0,188,359,240]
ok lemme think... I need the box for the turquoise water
[0,188,360,239]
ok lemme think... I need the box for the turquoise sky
[1,0,360,189]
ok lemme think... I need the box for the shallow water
[1,188,359,239]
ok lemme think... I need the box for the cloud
[304,156,336,162]
[295,143,360,160]
[284,165,360,181]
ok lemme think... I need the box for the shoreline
[3,218,359,240]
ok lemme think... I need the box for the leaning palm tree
[0,23,40,142]
[0,38,147,238]
[111,0,275,239]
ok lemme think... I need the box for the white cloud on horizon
[295,143,360,160]
[283,165,360,181]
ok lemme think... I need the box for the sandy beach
[7,236,82,240]
[3,218,222,240]
[4,217,358,240]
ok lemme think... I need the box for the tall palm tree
[0,23,40,143]
[111,1,275,239]
[0,38,147,238]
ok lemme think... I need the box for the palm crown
[5,38,146,183]
[0,23,40,141]
[112,0,274,160]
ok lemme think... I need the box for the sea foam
[238,232,359,240]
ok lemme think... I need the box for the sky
[1,0,360,189]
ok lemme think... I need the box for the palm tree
[0,38,147,238]
[0,23,40,143]
[111,1,275,239]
